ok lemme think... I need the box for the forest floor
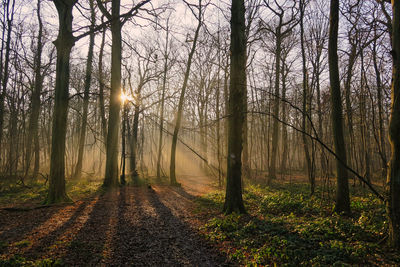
[0,174,231,266]
[1,173,400,266]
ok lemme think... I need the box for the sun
[120,91,133,104]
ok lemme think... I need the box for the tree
[328,0,350,214]
[299,0,315,194]
[47,0,76,203]
[387,0,400,249]
[157,18,171,180]
[73,0,96,180]
[0,0,15,168]
[24,0,43,180]
[169,0,203,185]
[223,0,246,214]
[97,0,151,188]
[261,0,298,182]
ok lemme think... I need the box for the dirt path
[0,185,228,266]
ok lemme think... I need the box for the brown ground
[0,175,229,266]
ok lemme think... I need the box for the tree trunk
[129,104,140,182]
[269,33,281,183]
[387,0,400,249]
[328,0,350,214]
[156,22,169,180]
[47,0,75,204]
[25,0,43,180]
[223,0,246,214]
[0,0,15,168]
[103,0,122,188]
[300,0,315,194]
[98,26,108,143]
[169,0,202,185]
[280,62,288,174]
[73,0,95,180]
[373,27,387,180]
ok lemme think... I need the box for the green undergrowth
[0,255,63,266]
[196,183,399,266]
[0,178,103,206]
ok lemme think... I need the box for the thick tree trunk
[169,1,202,185]
[103,0,122,188]
[328,0,350,214]
[47,0,75,204]
[387,0,400,249]
[73,0,95,180]
[223,0,246,214]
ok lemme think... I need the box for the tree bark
[223,0,246,214]
[156,22,169,180]
[25,0,43,179]
[373,27,387,179]
[73,0,95,180]
[98,26,108,143]
[269,32,281,182]
[47,0,75,204]
[328,0,350,214]
[102,0,122,187]
[387,0,400,249]
[0,0,15,168]
[300,0,315,195]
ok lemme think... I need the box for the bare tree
[387,0,400,249]
[223,0,246,214]
[47,0,76,203]
[169,0,203,185]
[328,0,350,214]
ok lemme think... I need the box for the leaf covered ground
[0,180,229,266]
[1,177,400,266]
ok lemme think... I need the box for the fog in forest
[1,0,400,265]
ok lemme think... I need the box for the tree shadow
[21,201,90,259]
[0,206,61,251]
[109,186,229,266]
[62,190,118,265]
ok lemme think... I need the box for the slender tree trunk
[156,23,169,180]
[223,0,246,214]
[373,28,387,179]
[216,31,222,187]
[129,104,140,182]
[387,0,400,249]
[170,1,202,185]
[280,62,288,174]
[344,43,357,182]
[121,103,127,185]
[98,26,107,142]
[47,0,75,204]
[328,0,350,214]
[73,0,95,180]
[0,0,15,168]
[25,0,43,179]
[300,0,314,194]
[360,53,371,183]
[269,33,281,183]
